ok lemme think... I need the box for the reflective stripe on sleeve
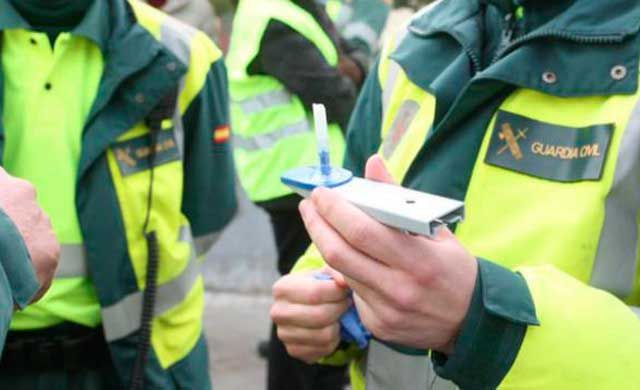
[160,17,197,159]
[590,98,640,298]
[233,120,310,151]
[55,244,89,278]
[631,306,640,320]
[178,225,221,257]
[101,250,201,342]
[235,89,293,115]
[365,340,457,390]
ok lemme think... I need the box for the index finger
[310,187,422,271]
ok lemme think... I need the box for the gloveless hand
[0,168,59,303]
[299,155,478,354]
[271,269,350,363]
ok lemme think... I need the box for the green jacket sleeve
[181,56,238,256]
[0,209,40,351]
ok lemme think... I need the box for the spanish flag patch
[213,125,231,144]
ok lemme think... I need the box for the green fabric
[2,18,105,329]
[432,259,538,389]
[0,0,230,385]
[335,0,640,387]
[1,0,110,50]
[484,110,614,182]
[182,60,237,238]
[0,209,39,309]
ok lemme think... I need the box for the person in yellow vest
[0,0,237,388]
[272,0,640,389]
[0,169,60,351]
[226,0,365,389]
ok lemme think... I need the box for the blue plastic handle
[314,273,372,349]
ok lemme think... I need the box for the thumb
[365,155,396,184]
[321,266,349,290]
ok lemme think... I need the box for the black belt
[0,322,111,372]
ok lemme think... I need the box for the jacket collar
[410,0,640,42]
[395,0,640,98]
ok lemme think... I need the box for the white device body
[288,177,465,237]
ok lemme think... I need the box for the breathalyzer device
[280,104,465,350]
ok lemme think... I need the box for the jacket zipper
[492,25,625,64]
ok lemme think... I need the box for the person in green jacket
[0,168,60,351]
[0,0,237,388]
[272,0,640,389]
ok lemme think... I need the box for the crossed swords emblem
[497,123,528,161]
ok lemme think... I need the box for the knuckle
[311,306,333,326]
[269,303,285,323]
[305,286,323,305]
[348,222,369,248]
[413,264,436,286]
[285,345,307,361]
[318,326,337,345]
[392,287,419,312]
[380,309,403,332]
[322,247,343,268]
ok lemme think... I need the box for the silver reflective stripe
[631,306,640,320]
[55,244,89,278]
[364,340,458,390]
[235,89,293,115]
[101,252,201,342]
[590,98,640,298]
[343,22,379,52]
[233,120,310,151]
[194,233,221,257]
[178,225,220,257]
[381,60,402,117]
[160,16,197,159]
[160,16,197,66]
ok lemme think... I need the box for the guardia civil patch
[485,110,613,182]
[112,130,180,177]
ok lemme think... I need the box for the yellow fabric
[151,276,205,368]
[378,67,436,182]
[294,24,640,389]
[2,30,102,330]
[502,265,640,389]
[228,0,345,202]
[455,89,636,285]
[107,1,223,367]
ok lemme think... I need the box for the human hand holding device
[0,168,59,303]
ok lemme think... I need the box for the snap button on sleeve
[611,65,628,81]
[542,71,557,84]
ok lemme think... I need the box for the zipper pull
[491,12,517,64]
[500,13,516,48]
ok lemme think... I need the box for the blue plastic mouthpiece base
[281,166,354,191]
